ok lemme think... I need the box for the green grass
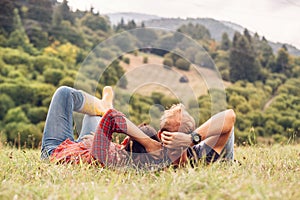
[0,145,299,200]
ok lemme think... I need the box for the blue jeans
[41,86,101,159]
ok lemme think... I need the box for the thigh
[41,86,84,157]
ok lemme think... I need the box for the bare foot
[100,86,114,113]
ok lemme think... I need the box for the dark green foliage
[220,32,231,50]
[163,58,173,68]
[4,107,30,124]
[49,21,85,48]
[0,94,15,120]
[115,19,137,31]
[25,22,49,48]
[43,68,64,86]
[174,58,190,71]
[52,0,74,26]
[0,83,35,106]
[0,0,14,34]
[81,13,110,32]
[99,60,127,88]
[27,0,53,26]
[177,23,211,40]
[2,49,32,65]
[123,57,130,64]
[143,56,148,64]
[273,47,291,76]
[33,56,66,73]
[229,32,261,82]
[4,122,42,148]
[27,107,48,124]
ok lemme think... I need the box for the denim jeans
[41,86,101,159]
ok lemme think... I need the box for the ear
[157,130,162,140]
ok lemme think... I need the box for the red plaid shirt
[50,109,128,166]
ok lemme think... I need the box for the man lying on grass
[41,86,235,168]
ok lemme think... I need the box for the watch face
[192,133,201,143]
[194,135,200,142]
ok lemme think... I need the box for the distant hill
[105,12,300,56]
[105,12,161,25]
[145,18,300,56]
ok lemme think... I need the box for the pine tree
[7,9,37,54]
[27,0,53,26]
[273,47,291,76]
[61,0,74,24]
[220,32,231,50]
[244,28,252,43]
[229,32,261,82]
[0,0,14,34]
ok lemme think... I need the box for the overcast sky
[65,0,300,49]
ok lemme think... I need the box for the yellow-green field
[0,144,299,200]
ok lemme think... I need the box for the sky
[64,0,300,49]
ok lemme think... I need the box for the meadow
[0,144,299,200]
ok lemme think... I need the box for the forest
[0,0,299,148]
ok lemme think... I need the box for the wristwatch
[190,132,201,145]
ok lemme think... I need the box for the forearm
[195,109,235,140]
[125,118,162,154]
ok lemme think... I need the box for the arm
[125,118,162,157]
[91,109,162,165]
[161,109,236,150]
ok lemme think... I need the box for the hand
[161,131,192,149]
[145,140,163,159]
[81,132,95,141]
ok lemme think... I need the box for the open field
[119,53,231,105]
[0,144,299,200]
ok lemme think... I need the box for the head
[125,124,159,160]
[159,103,195,135]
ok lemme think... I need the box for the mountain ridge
[105,12,300,56]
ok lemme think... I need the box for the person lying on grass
[41,86,235,167]
[41,86,163,167]
[158,103,235,166]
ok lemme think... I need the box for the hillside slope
[119,53,231,104]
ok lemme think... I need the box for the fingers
[81,134,94,140]
[161,131,175,148]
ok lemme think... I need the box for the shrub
[123,57,130,64]
[0,83,34,105]
[143,56,148,64]
[33,56,66,73]
[43,68,64,86]
[5,122,42,148]
[31,83,56,106]
[27,107,48,124]
[174,58,190,71]
[163,58,173,68]
[2,49,32,65]
[0,94,15,120]
[272,134,288,144]
[59,77,75,87]
[4,107,29,124]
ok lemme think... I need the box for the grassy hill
[118,53,231,105]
